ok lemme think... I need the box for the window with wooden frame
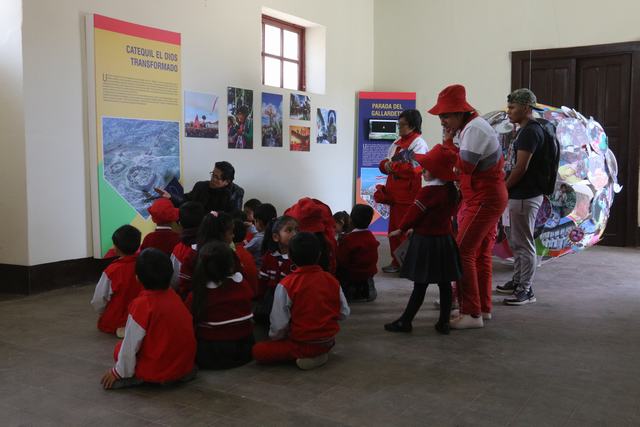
[262,15,305,91]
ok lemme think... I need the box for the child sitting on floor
[333,210,352,242]
[232,217,259,294]
[91,225,143,337]
[337,204,380,303]
[243,198,262,242]
[253,215,298,324]
[100,248,196,389]
[170,201,205,298]
[188,241,255,370]
[244,203,277,268]
[140,198,181,255]
[252,232,350,370]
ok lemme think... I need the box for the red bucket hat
[428,84,475,115]
[148,198,179,224]
[285,198,332,233]
[414,144,458,181]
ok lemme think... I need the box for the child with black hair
[91,225,143,337]
[333,210,352,242]
[252,232,350,370]
[232,218,258,294]
[170,202,205,298]
[253,215,298,324]
[245,203,277,267]
[243,198,262,242]
[140,198,181,255]
[384,144,462,335]
[100,248,196,389]
[337,204,380,303]
[187,241,255,369]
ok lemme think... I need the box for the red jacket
[91,255,143,334]
[258,251,294,298]
[337,230,379,281]
[270,265,349,343]
[171,242,197,298]
[186,272,254,341]
[140,227,181,256]
[378,132,427,205]
[399,185,457,236]
[112,289,195,383]
[235,243,258,294]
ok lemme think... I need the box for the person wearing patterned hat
[428,84,508,329]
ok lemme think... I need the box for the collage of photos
[227,87,254,149]
[261,93,283,147]
[184,91,219,139]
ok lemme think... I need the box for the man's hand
[388,229,402,237]
[154,187,171,199]
[101,370,118,390]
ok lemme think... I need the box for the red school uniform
[257,251,294,298]
[91,255,143,334]
[399,185,457,236]
[185,272,254,341]
[170,242,198,298]
[140,226,181,256]
[336,229,380,282]
[112,289,196,383]
[235,243,258,294]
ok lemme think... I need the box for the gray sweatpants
[508,196,543,290]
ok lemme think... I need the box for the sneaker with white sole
[450,308,460,320]
[496,280,518,295]
[450,314,484,329]
[382,264,400,274]
[296,353,329,370]
[504,287,536,306]
[116,327,125,339]
[482,312,492,320]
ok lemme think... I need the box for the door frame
[512,41,640,246]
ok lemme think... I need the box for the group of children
[91,141,463,389]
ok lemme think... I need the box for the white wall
[0,0,29,265]
[19,0,374,265]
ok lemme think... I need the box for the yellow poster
[87,14,181,256]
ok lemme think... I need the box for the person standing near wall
[375,110,429,273]
[428,84,507,329]
[498,89,545,305]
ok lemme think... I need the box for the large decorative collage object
[484,105,621,258]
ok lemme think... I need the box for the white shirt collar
[272,250,289,260]
[424,177,446,186]
[350,228,369,233]
[206,272,244,289]
[155,226,172,231]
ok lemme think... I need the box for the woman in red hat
[383,144,462,335]
[428,84,508,329]
[375,109,429,273]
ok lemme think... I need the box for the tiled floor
[2,243,640,426]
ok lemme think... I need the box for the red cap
[414,144,458,181]
[285,198,331,233]
[428,84,475,115]
[148,198,179,224]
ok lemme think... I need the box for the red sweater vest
[400,185,457,236]
[337,230,379,281]
[141,228,181,256]
[258,251,294,297]
[280,265,342,343]
[235,243,258,294]
[172,242,197,298]
[98,256,142,333]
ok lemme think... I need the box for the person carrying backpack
[499,88,556,305]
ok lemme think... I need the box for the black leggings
[400,282,452,325]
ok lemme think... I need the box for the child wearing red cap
[253,215,299,324]
[252,232,350,370]
[336,204,380,302]
[91,225,143,337]
[384,144,462,335]
[141,198,181,256]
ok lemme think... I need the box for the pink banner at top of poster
[94,14,181,45]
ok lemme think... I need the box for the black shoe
[497,280,518,295]
[384,319,412,333]
[434,322,450,335]
[504,287,536,306]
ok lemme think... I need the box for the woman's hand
[443,127,455,141]
[154,187,171,199]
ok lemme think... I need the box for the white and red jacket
[257,251,294,298]
[170,242,197,298]
[186,272,254,342]
[112,289,196,383]
[91,255,142,334]
[269,265,350,343]
[378,132,429,205]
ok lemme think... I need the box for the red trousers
[252,339,333,363]
[388,203,412,266]
[456,194,507,316]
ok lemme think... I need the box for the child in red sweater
[140,198,181,255]
[188,241,255,369]
[337,204,380,303]
[170,202,205,298]
[232,217,258,294]
[384,144,462,335]
[100,248,196,389]
[252,232,350,370]
[91,225,142,337]
[253,215,298,324]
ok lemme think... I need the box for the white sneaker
[296,353,329,370]
[482,312,492,321]
[116,327,125,338]
[450,314,484,329]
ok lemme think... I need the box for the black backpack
[528,119,560,195]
